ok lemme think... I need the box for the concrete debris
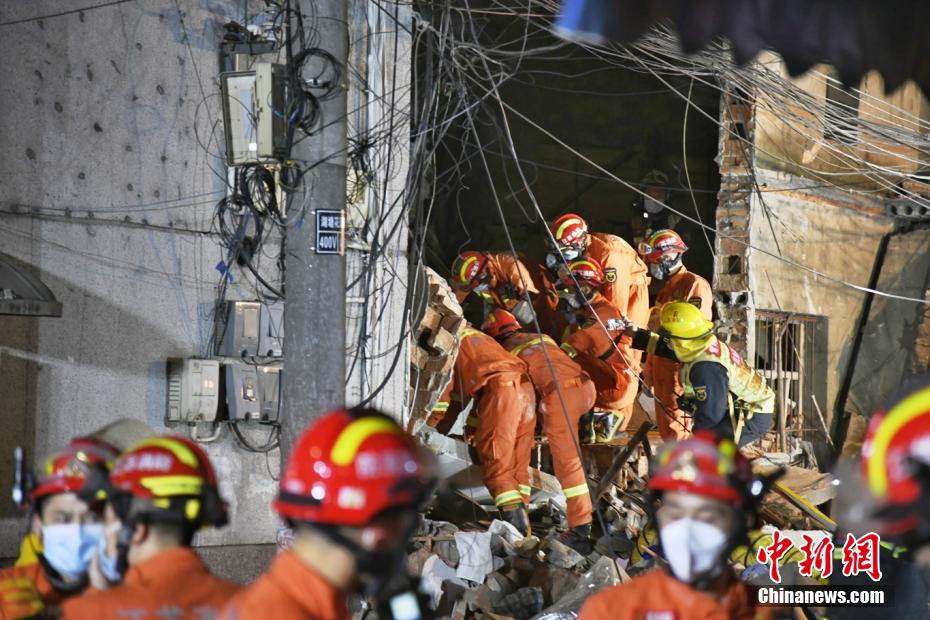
[422,554,467,608]
[542,539,587,570]
[495,587,545,620]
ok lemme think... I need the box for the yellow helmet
[660,301,713,340]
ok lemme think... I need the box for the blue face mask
[42,523,103,580]
[97,533,123,583]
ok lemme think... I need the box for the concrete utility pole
[280,0,348,462]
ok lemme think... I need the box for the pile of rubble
[407,517,630,620]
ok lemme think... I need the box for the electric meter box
[221,63,288,165]
[225,362,281,421]
[217,301,261,358]
[166,359,220,423]
[259,301,284,357]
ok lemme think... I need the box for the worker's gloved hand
[605,316,632,333]
[0,575,44,619]
[510,300,536,327]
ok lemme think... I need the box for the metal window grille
[754,311,830,463]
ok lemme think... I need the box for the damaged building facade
[713,55,930,463]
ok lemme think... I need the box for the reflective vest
[680,337,775,415]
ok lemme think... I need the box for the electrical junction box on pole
[259,301,284,357]
[217,300,261,357]
[221,62,288,165]
[166,359,220,423]
[225,362,281,421]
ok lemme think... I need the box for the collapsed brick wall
[714,87,756,357]
[408,267,464,432]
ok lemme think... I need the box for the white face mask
[649,262,667,281]
[97,520,124,583]
[658,518,729,584]
[42,523,104,580]
[559,248,581,262]
[473,282,490,293]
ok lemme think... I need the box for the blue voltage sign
[315,209,344,255]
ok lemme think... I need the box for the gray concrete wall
[0,0,279,572]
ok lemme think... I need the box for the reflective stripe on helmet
[330,417,402,467]
[459,255,480,285]
[867,384,930,497]
[555,217,585,243]
[139,474,204,497]
[132,437,200,468]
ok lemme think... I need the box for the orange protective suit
[431,327,537,508]
[61,547,239,619]
[583,233,650,418]
[480,253,539,310]
[219,550,350,620]
[525,258,568,340]
[0,562,60,619]
[562,295,635,425]
[578,568,773,620]
[643,266,714,441]
[501,332,595,527]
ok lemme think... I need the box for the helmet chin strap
[37,553,89,596]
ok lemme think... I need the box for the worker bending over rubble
[427,324,537,535]
[549,213,650,425]
[625,301,774,447]
[482,308,597,553]
[579,433,778,619]
[221,409,432,620]
[61,436,238,618]
[557,257,637,443]
[450,251,539,326]
[638,229,713,441]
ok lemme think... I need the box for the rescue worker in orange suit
[638,229,714,441]
[482,308,597,553]
[623,302,774,447]
[427,325,537,534]
[828,376,930,619]
[550,213,649,425]
[0,437,119,619]
[557,257,637,443]
[61,436,238,618]
[450,251,539,326]
[525,255,569,340]
[221,409,433,620]
[579,433,778,620]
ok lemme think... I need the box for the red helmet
[649,432,754,506]
[560,257,604,289]
[638,229,688,264]
[482,308,521,339]
[109,436,227,527]
[32,437,120,503]
[861,377,930,536]
[550,214,589,252]
[450,252,490,291]
[275,409,429,527]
